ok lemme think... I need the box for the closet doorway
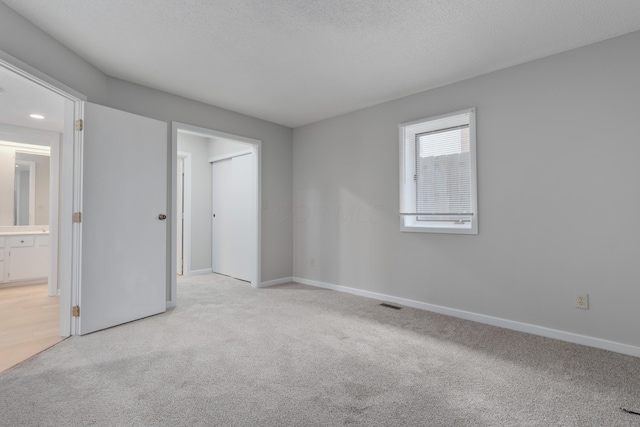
[170,123,261,306]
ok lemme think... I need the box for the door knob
[158,214,167,220]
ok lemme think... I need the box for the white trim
[69,100,84,336]
[189,268,214,276]
[0,53,83,337]
[164,121,173,310]
[255,143,262,290]
[176,157,183,275]
[57,97,81,336]
[178,124,261,147]
[169,125,178,307]
[292,277,640,358]
[208,149,252,164]
[48,135,60,296]
[0,51,86,102]
[0,277,47,289]
[258,277,293,288]
[177,151,192,277]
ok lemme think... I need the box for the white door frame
[0,51,86,337]
[170,122,261,305]
[176,151,192,276]
[176,156,183,275]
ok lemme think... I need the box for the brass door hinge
[72,306,80,317]
[73,212,82,223]
[75,119,83,131]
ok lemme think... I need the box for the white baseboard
[0,277,47,289]
[188,268,213,276]
[258,277,294,288]
[292,276,640,358]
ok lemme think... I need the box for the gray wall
[293,30,640,349]
[0,2,294,283]
[177,133,212,272]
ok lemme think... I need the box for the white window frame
[399,107,478,234]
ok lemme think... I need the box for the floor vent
[380,303,401,310]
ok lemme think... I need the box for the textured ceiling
[3,0,640,128]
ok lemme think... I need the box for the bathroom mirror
[0,142,50,227]
[14,158,35,225]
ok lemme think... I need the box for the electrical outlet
[310,258,315,267]
[575,293,589,310]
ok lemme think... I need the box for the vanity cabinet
[0,233,48,283]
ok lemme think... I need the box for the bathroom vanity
[0,229,49,285]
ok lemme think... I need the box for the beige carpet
[0,273,639,426]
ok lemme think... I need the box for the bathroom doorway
[0,60,71,371]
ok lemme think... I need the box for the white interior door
[211,153,253,282]
[79,102,167,335]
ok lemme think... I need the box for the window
[399,108,477,234]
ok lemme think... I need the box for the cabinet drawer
[8,236,35,247]
[36,236,49,246]
[0,237,4,247]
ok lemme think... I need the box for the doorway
[2,51,173,339]
[0,52,83,367]
[170,122,261,305]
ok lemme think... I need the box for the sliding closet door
[211,153,253,282]
[211,158,234,278]
[231,153,254,280]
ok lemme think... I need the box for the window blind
[415,125,472,221]
[399,110,475,221]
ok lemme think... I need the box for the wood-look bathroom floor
[0,283,63,373]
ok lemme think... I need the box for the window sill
[400,219,477,235]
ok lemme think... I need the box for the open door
[79,103,167,335]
